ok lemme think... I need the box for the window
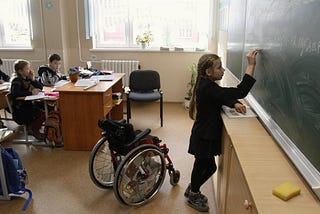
[0,0,32,49]
[87,0,212,50]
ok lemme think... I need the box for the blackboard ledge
[246,94,320,200]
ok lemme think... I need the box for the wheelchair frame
[89,119,180,206]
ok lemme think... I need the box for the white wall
[0,0,220,102]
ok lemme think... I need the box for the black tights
[191,157,217,193]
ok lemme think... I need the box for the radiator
[101,60,140,87]
[1,59,17,76]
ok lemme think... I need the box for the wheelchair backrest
[98,119,135,146]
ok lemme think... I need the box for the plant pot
[184,98,190,110]
[69,73,79,83]
[141,42,147,49]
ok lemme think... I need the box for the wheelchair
[89,118,180,206]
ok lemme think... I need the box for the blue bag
[0,147,32,211]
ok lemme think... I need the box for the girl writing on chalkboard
[185,49,259,212]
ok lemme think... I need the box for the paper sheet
[24,92,48,100]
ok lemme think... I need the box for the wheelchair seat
[98,118,151,155]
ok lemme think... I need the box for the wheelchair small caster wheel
[170,170,180,186]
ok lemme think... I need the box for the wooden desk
[0,86,10,117]
[55,73,124,150]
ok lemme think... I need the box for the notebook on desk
[74,79,99,87]
[0,82,10,91]
[90,75,114,81]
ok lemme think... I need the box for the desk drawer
[103,89,112,105]
[103,89,113,115]
[103,103,113,115]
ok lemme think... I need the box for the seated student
[0,58,10,83]
[10,59,46,140]
[38,53,66,86]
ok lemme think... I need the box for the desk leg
[0,149,10,200]
[44,100,48,119]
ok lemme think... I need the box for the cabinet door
[217,127,233,214]
[225,149,258,214]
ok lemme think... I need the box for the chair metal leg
[23,125,29,142]
[11,125,49,146]
[160,96,163,127]
[127,98,131,123]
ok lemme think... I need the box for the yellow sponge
[272,182,301,201]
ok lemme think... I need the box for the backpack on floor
[44,111,63,147]
[0,146,32,211]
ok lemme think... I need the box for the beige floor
[0,102,217,214]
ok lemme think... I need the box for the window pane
[93,0,128,47]
[0,0,31,48]
[91,0,210,49]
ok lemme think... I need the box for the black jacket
[0,69,10,82]
[188,74,256,158]
[10,76,43,125]
[38,65,65,86]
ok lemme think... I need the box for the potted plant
[184,63,197,109]
[136,29,153,49]
[68,66,81,83]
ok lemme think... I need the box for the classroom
[0,0,320,213]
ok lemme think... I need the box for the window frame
[85,0,214,51]
[0,0,33,49]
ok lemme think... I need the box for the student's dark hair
[189,54,220,119]
[14,59,30,73]
[48,54,61,63]
[0,58,2,65]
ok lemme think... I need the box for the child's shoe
[187,190,209,212]
[184,183,208,203]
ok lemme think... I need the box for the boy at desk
[10,59,46,140]
[38,53,66,86]
[0,58,10,83]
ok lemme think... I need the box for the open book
[74,78,99,90]
[222,105,257,118]
[54,80,69,88]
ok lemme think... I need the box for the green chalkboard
[244,0,320,172]
[226,0,246,79]
[227,0,320,193]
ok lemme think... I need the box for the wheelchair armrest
[125,128,151,148]
[116,119,126,124]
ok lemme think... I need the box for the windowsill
[89,47,209,53]
[0,48,34,51]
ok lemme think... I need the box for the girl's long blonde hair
[189,54,220,120]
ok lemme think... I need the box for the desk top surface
[54,73,125,93]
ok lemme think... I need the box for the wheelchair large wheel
[89,137,115,188]
[113,144,166,206]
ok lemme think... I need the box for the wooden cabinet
[226,145,257,214]
[217,114,320,214]
[217,127,232,214]
[217,127,257,214]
